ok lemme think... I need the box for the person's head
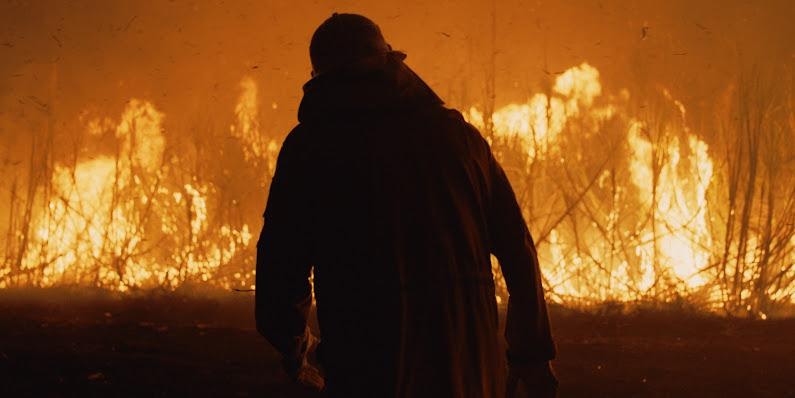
[309,13,393,76]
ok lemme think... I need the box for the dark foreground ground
[0,290,793,397]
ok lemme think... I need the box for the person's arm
[255,130,319,386]
[485,149,557,393]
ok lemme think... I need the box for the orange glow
[0,1,792,318]
[464,62,791,311]
[18,97,255,291]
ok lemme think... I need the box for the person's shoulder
[434,106,490,149]
[284,123,309,143]
[281,122,317,151]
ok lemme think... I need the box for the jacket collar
[297,58,443,123]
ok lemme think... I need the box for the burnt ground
[0,289,793,397]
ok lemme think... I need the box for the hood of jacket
[297,54,443,123]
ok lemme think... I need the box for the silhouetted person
[256,13,557,397]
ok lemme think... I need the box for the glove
[506,360,558,398]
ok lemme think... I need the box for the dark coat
[256,58,555,398]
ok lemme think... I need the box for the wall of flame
[0,61,793,317]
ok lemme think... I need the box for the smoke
[1,0,792,141]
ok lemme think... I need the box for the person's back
[256,13,556,398]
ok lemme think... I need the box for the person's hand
[294,361,325,391]
[506,360,558,398]
[285,331,325,391]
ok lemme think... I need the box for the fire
[21,99,166,290]
[24,157,119,285]
[1,64,792,315]
[231,76,281,178]
[232,77,268,162]
[15,84,260,291]
[627,122,714,289]
[466,63,610,160]
[466,63,721,304]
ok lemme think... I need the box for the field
[1,290,793,397]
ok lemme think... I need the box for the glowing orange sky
[1,0,792,144]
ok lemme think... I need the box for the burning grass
[1,63,793,317]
